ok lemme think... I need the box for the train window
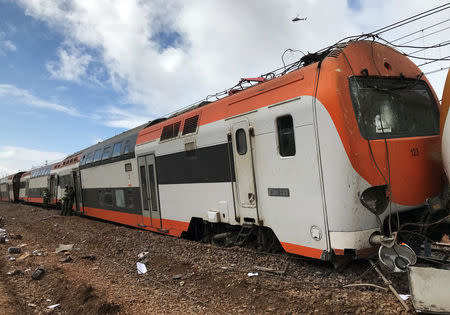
[126,190,135,209]
[103,190,113,206]
[93,149,102,162]
[85,153,93,164]
[235,129,247,155]
[125,163,132,172]
[80,155,86,165]
[349,77,439,139]
[112,142,122,157]
[101,146,112,160]
[182,115,199,135]
[123,141,131,154]
[115,189,125,207]
[277,115,296,157]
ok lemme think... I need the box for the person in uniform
[41,188,50,210]
[61,185,69,216]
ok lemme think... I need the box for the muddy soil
[0,202,413,314]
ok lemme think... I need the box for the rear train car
[0,176,8,202]
[0,172,25,202]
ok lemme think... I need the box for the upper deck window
[101,146,112,160]
[85,153,93,164]
[93,149,102,162]
[349,77,439,140]
[112,142,122,157]
[123,140,131,154]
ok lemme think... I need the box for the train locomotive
[1,39,445,261]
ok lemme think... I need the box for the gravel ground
[0,201,414,314]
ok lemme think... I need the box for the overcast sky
[1,0,449,176]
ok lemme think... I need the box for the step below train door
[138,154,162,229]
[229,119,259,224]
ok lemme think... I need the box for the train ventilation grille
[182,115,199,135]
[160,121,181,141]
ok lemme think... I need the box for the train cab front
[349,75,442,213]
[346,75,446,263]
[321,41,445,261]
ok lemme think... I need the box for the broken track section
[0,202,413,314]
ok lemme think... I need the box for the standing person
[67,186,75,216]
[61,185,69,216]
[42,188,50,210]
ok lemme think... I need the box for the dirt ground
[0,201,414,314]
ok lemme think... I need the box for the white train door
[229,119,259,224]
[138,154,162,228]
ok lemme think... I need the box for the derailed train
[1,40,446,261]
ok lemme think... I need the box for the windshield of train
[349,77,439,140]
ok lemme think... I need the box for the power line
[417,54,450,67]
[399,25,450,45]
[424,66,450,75]
[373,3,450,35]
[408,40,450,55]
[391,18,450,42]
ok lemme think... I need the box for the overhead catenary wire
[417,54,450,67]
[425,66,450,75]
[409,40,450,55]
[391,18,450,42]
[398,25,450,46]
[373,3,450,35]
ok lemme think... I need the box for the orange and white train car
[131,40,442,260]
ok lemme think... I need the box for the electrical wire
[409,40,450,55]
[398,213,450,231]
[374,3,450,35]
[281,48,305,72]
[425,66,450,75]
[398,25,450,46]
[393,40,450,51]
[391,18,450,43]
[417,54,450,67]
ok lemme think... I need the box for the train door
[229,119,259,224]
[6,184,10,202]
[49,175,56,204]
[25,180,29,202]
[138,154,162,229]
[72,170,83,213]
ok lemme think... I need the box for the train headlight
[360,185,389,215]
